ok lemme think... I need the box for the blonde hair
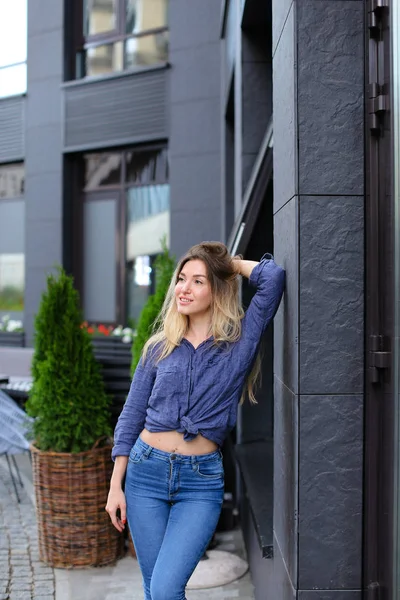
[143,241,261,403]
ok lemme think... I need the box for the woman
[106,241,285,600]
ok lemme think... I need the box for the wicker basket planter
[31,440,124,568]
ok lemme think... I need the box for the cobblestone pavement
[0,462,55,600]
[0,459,254,600]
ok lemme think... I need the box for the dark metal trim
[64,134,168,155]
[62,62,169,89]
[220,0,230,38]
[228,120,273,254]
[364,1,395,598]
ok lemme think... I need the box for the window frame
[75,0,169,79]
[79,144,169,325]
[0,162,25,202]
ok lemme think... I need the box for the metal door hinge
[369,335,391,383]
[369,0,389,34]
[369,90,389,133]
[367,581,380,600]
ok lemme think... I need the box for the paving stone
[0,465,55,600]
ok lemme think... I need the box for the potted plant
[26,268,124,568]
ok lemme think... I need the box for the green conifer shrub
[26,268,111,453]
[131,240,175,374]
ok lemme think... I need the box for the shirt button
[170,454,177,460]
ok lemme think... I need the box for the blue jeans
[125,436,224,600]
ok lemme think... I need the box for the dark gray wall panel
[63,69,168,151]
[170,208,222,259]
[169,0,222,259]
[299,195,364,395]
[169,0,222,50]
[170,97,221,157]
[274,376,298,586]
[273,4,296,213]
[169,154,221,211]
[0,201,25,252]
[25,173,62,221]
[25,0,63,345]
[28,30,63,81]
[0,97,25,162]
[274,196,298,394]
[297,1,364,195]
[28,0,62,36]
[170,43,220,104]
[298,394,363,590]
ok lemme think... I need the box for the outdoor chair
[0,389,34,502]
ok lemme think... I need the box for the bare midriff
[140,429,218,455]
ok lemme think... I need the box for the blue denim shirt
[112,254,285,460]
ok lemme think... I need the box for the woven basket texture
[31,441,124,568]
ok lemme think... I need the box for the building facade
[1,1,400,599]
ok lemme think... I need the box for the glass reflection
[84,0,117,36]
[125,0,168,34]
[86,41,123,77]
[0,164,25,199]
[126,148,168,184]
[125,31,168,68]
[125,184,170,324]
[0,254,24,311]
[84,153,122,189]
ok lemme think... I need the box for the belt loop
[144,445,152,458]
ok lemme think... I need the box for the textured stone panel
[273,4,296,212]
[274,196,298,394]
[169,98,220,157]
[274,376,298,584]
[298,592,361,600]
[297,1,364,195]
[299,195,363,394]
[298,395,363,589]
[170,42,221,103]
[272,0,294,56]
[169,0,221,50]
[242,61,272,154]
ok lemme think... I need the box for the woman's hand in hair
[232,257,259,279]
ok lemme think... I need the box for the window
[82,147,169,325]
[0,254,24,311]
[0,0,27,98]
[77,0,169,79]
[0,163,25,199]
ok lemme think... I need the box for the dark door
[364,1,395,598]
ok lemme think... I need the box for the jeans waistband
[135,436,222,463]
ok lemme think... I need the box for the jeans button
[170,454,177,460]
